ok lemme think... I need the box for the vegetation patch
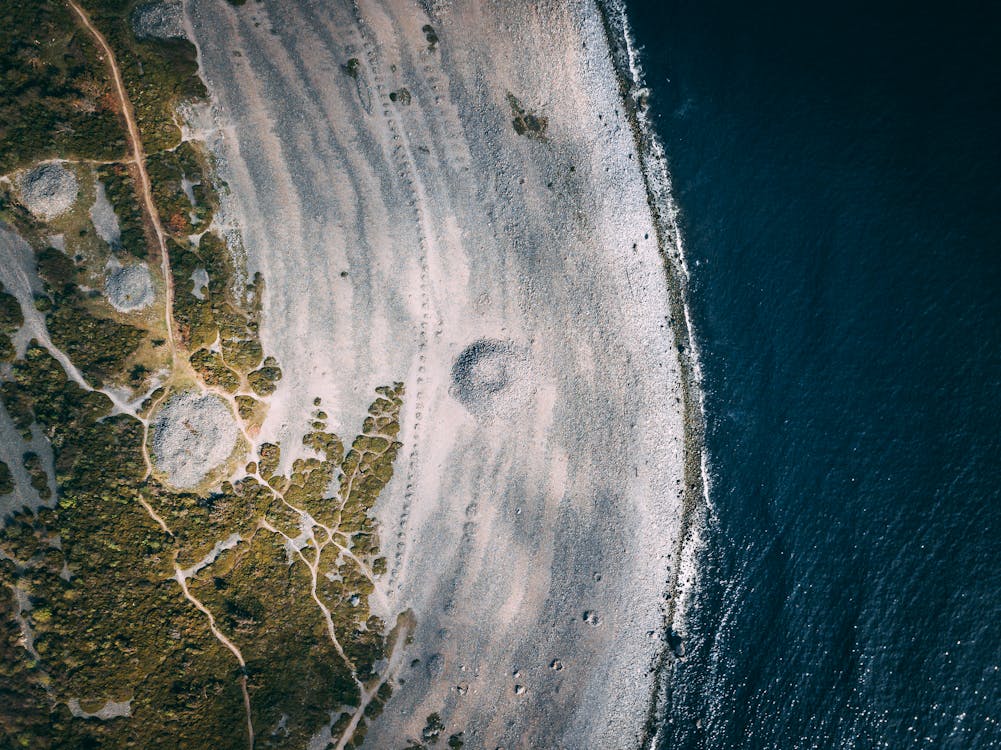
[21,452,51,501]
[342,58,361,79]
[171,232,266,366]
[36,246,146,388]
[97,162,148,259]
[234,394,265,428]
[83,0,206,154]
[190,348,240,392]
[0,281,23,363]
[146,140,218,236]
[0,2,125,172]
[421,24,439,51]
[0,460,12,496]
[248,357,283,396]
[507,93,549,140]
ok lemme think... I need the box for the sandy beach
[184,0,689,745]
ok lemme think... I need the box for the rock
[131,0,186,40]
[18,163,78,220]
[450,338,529,418]
[105,263,154,312]
[152,392,239,489]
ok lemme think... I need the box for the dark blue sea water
[625,1,1001,747]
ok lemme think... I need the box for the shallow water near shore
[628,0,1001,747]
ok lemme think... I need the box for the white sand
[151,392,238,489]
[185,0,687,746]
[17,162,78,220]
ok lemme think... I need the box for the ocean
[624,1,1001,747]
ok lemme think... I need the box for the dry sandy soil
[184,0,687,746]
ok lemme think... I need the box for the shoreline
[183,0,693,745]
[594,0,712,744]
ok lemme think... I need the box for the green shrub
[0,459,12,495]
[189,348,239,392]
[0,282,23,334]
[248,360,282,397]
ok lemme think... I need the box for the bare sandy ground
[184,0,687,746]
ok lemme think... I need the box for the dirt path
[174,564,255,749]
[66,0,179,368]
[333,614,413,750]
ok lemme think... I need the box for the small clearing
[89,179,122,247]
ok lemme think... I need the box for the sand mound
[105,264,154,312]
[450,339,529,417]
[152,392,238,489]
[131,0,186,39]
[18,163,78,220]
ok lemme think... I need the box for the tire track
[348,2,434,599]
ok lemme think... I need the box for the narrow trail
[174,564,255,750]
[347,7,434,598]
[122,487,256,748]
[333,614,413,750]
[137,496,169,534]
[258,513,361,677]
[66,0,179,369]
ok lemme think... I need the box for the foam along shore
[185,0,689,747]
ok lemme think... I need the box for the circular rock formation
[450,338,527,417]
[18,163,78,220]
[105,264,154,312]
[131,0,186,40]
[152,392,239,489]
